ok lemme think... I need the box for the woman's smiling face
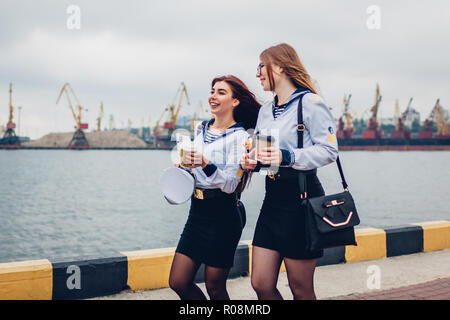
[208,81,239,117]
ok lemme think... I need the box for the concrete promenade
[90,248,450,300]
[1,220,448,300]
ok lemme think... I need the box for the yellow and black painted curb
[0,220,448,300]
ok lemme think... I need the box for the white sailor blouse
[190,119,249,194]
[254,87,338,171]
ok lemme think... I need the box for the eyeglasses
[257,63,265,76]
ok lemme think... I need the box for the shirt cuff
[202,163,217,177]
[280,149,295,167]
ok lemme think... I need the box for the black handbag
[296,93,360,251]
[236,197,246,230]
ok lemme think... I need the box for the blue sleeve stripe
[280,149,292,166]
[289,150,295,166]
[202,163,218,177]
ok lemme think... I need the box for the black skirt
[176,191,242,268]
[252,173,325,260]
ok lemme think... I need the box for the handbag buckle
[300,192,308,199]
[325,199,345,208]
[267,169,276,180]
[297,124,306,132]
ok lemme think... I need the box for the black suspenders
[296,93,349,200]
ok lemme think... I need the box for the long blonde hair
[260,43,317,94]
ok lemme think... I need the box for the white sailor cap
[159,166,195,205]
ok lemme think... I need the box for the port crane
[358,90,381,121]
[0,83,20,145]
[153,107,168,136]
[96,102,104,131]
[153,82,191,137]
[400,97,414,126]
[56,83,89,148]
[391,98,413,139]
[337,94,356,139]
[419,99,449,138]
[362,83,383,139]
[394,98,413,130]
[394,99,402,130]
[343,94,355,130]
[368,83,382,127]
[431,99,449,136]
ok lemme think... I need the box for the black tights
[251,246,318,300]
[169,252,231,300]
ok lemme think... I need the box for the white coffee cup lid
[159,166,195,205]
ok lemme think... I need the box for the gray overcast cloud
[0,0,449,139]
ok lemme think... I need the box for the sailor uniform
[272,101,288,119]
[175,119,249,268]
[255,87,338,170]
[203,129,221,144]
[252,87,339,259]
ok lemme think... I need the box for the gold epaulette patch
[328,133,337,144]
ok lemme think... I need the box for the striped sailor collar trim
[272,86,310,110]
[202,118,245,140]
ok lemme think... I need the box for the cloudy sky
[0,0,449,139]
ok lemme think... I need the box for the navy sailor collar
[272,86,310,111]
[202,118,245,141]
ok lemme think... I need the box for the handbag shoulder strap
[297,93,349,191]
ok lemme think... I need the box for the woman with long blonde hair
[241,43,338,300]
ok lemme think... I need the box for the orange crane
[6,83,15,130]
[419,99,437,138]
[56,83,89,130]
[153,82,191,136]
[431,99,449,136]
[343,94,355,130]
[0,82,20,145]
[337,94,356,139]
[56,83,89,148]
[166,82,190,129]
[362,83,383,139]
[368,83,382,128]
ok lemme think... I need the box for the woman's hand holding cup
[257,146,282,166]
[182,149,209,169]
